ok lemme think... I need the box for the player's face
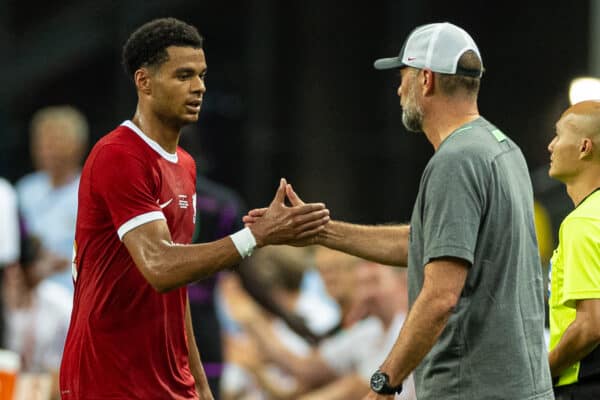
[548,114,584,182]
[398,67,424,133]
[150,46,207,126]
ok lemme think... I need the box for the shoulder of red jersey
[176,146,196,172]
[89,122,195,175]
[89,124,144,157]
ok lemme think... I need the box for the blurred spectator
[0,177,21,346]
[222,248,386,399]
[3,235,72,400]
[336,263,415,400]
[16,105,89,291]
[221,246,319,399]
[293,261,416,400]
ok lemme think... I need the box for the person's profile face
[547,114,583,182]
[150,46,207,127]
[398,68,424,133]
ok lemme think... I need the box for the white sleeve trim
[117,211,166,240]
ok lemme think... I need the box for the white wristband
[230,227,257,258]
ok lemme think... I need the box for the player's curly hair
[122,17,204,79]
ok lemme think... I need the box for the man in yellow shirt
[548,100,600,399]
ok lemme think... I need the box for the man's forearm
[377,259,467,387]
[549,318,600,377]
[318,221,409,267]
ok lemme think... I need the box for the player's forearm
[549,318,600,377]
[317,221,409,266]
[135,236,242,293]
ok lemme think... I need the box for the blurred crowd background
[0,1,599,399]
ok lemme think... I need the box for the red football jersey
[60,121,198,399]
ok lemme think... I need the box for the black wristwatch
[370,369,403,395]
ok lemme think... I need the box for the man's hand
[247,179,329,247]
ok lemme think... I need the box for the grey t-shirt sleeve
[421,150,487,266]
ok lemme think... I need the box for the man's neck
[565,171,600,207]
[131,108,181,154]
[423,98,480,150]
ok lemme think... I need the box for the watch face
[370,372,386,391]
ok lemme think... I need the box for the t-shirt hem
[564,290,600,300]
[525,388,555,399]
[425,246,474,266]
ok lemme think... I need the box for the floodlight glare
[569,77,600,105]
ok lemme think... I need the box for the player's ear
[134,68,152,95]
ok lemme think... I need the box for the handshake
[242,178,330,248]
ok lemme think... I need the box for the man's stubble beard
[401,79,424,133]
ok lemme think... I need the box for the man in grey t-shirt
[407,116,551,399]
[244,22,553,399]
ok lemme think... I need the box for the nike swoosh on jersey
[158,198,173,209]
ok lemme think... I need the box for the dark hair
[122,17,204,78]
[437,50,483,98]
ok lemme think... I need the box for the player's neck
[131,110,180,154]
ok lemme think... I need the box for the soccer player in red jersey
[59,18,330,400]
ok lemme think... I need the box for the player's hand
[243,207,267,227]
[248,178,330,247]
[284,183,329,246]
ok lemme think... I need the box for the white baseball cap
[374,22,483,77]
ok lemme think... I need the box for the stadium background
[0,1,592,226]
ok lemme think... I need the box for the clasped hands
[243,178,330,247]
